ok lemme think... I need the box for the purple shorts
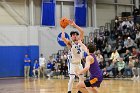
[84,77,102,88]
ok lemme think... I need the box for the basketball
[60,17,70,28]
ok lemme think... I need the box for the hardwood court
[0,78,140,93]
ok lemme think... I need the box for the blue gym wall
[0,46,39,78]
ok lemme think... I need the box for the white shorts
[68,63,83,75]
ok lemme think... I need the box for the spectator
[128,17,134,29]
[121,18,130,30]
[133,6,140,24]
[96,50,104,63]
[39,54,46,78]
[116,36,124,53]
[124,37,135,51]
[103,43,112,58]
[103,62,113,78]
[33,59,40,78]
[64,63,68,77]
[128,56,135,77]
[59,63,65,79]
[99,61,106,70]
[135,31,140,48]
[104,29,110,40]
[114,16,120,30]
[117,58,125,77]
[96,37,103,52]
[110,60,118,78]
[46,59,54,79]
[124,50,131,64]
[110,49,120,63]
[131,47,139,59]
[24,54,31,78]
[109,49,120,77]
[132,58,140,80]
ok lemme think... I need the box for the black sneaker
[68,91,71,93]
[77,91,82,93]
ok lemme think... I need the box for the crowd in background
[24,7,140,80]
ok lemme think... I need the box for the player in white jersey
[61,20,87,93]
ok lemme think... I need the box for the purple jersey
[89,53,103,82]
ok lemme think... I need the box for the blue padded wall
[0,46,39,78]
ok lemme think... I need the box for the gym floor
[0,78,140,93]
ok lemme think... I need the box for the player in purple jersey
[76,43,103,93]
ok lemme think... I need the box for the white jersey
[39,57,46,66]
[68,42,83,64]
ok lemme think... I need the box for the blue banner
[75,0,87,27]
[41,0,55,26]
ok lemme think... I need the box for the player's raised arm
[61,28,72,48]
[69,20,84,40]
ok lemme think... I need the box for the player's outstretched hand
[69,20,76,27]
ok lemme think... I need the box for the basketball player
[76,43,103,93]
[61,20,87,93]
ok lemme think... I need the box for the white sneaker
[136,76,139,80]
[131,76,136,80]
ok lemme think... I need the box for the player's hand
[69,20,76,27]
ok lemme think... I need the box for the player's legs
[37,69,40,78]
[86,87,98,93]
[24,66,27,78]
[77,64,84,82]
[33,69,36,77]
[68,74,75,93]
[76,81,98,93]
[75,64,84,93]
[68,63,76,93]
[27,66,30,78]
[40,66,45,78]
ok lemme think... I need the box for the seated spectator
[117,58,125,78]
[124,50,131,64]
[96,37,103,52]
[110,49,120,63]
[59,63,68,78]
[33,59,40,78]
[46,60,54,78]
[128,56,135,78]
[132,58,140,80]
[103,62,113,78]
[99,61,106,70]
[121,18,132,30]
[133,6,140,24]
[124,37,135,51]
[58,63,63,79]
[116,36,124,53]
[135,31,140,48]
[131,47,140,59]
[110,60,118,78]
[103,43,112,58]
[109,49,120,78]
[128,17,134,29]
[96,50,104,63]
[114,16,120,30]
